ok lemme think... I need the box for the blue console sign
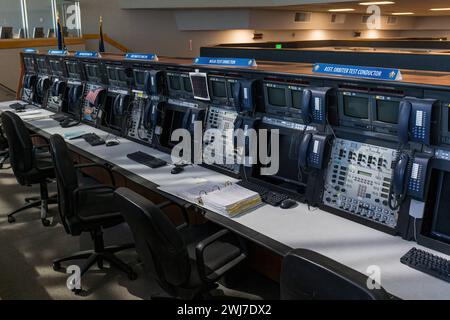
[194,57,257,68]
[23,48,38,53]
[75,51,99,58]
[125,53,158,61]
[48,49,68,56]
[313,63,403,81]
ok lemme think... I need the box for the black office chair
[0,122,8,168]
[114,187,248,299]
[48,134,136,293]
[280,249,391,300]
[1,111,56,226]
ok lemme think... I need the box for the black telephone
[143,100,160,134]
[51,80,65,97]
[24,74,37,89]
[298,132,330,170]
[232,79,255,112]
[301,87,330,125]
[36,76,50,98]
[398,97,437,145]
[144,70,164,96]
[68,85,83,106]
[389,152,431,210]
[182,108,205,134]
[113,94,128,116]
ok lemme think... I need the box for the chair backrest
[281,249,391,300]
[114,187,191,296]
[1,111,34,182]
[48,134,79,233]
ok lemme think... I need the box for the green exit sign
[275,44,282,49]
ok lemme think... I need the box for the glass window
[55,0,82,37]
[25,0,54,38]
[0,0,24,38]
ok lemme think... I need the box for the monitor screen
[268,87,287,107]
[49,60,62,74]
[168,109,186,147]
[24,57,34,71]
[182,77,192,92]
[86,65,100,81]
[134,70,145,86]
[254,123,303,189]
[431,171,450,244]
[343,96,369,119]
[376,99,399,124]
[169,75,181,91]
[37,59,48,73]
[291,90,302,109]
[117,69,127,82]
[211,80,227,98]
[190,72,210,100]
[66,62,80,79]
[107,68,117,81]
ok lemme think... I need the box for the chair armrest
[195,229,247,284]
[75,163,116,186]
[157,201,191,228]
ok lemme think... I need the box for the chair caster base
[7,216,15,223]
[128,272,138,281]
[53,262,62,271]
[72,288,83,295]
[41,219,50,227]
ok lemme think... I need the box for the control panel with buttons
[323,138,399,229]
[126,93,153,145]
[203,106,240,175]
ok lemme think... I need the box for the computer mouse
[171,166,185,175]
[280,199,298,209]
[106,140,120,147]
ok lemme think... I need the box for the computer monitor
[36,57,49,74]
[33,27,44,39]
[160,106,187,148]
[65,61,81,80]
[209,76,228,105]
[23,56,35,72]
[263,82,305,118]
[49,59,64,77]
[166,72,192,99]
[0,27,13,39]
[338,91,371,129]
[190,72,210,101]
[251,120,307,195]
[343,95,369,119]
[375,99,400,124]
[84,63,101,83]
[429,171,450,244]
[133,69,146,90]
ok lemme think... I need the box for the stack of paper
[158,181,262,217]
[201,184,262,217]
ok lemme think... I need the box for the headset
[36,76,50,98]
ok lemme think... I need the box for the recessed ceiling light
[328,9,355,12]
[359,1,395,5]
[391,12,414,15]
[430,8,450,11]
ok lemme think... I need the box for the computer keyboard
[82,133,105,146]
[127,151,167,169]
[237,180,289,207]
[264,191,290,207]
[401,247,450,283]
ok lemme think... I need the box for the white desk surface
[1,100,449,300]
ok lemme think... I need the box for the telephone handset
[113,94,129,116]
[232,79,255,113]
[391,153,410,204]
[144,70,163,96]
[143,100,162,136]
[51,81,65,97]
[301,89,312,125]
[298,133,330,170]
[397,97,436,145]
